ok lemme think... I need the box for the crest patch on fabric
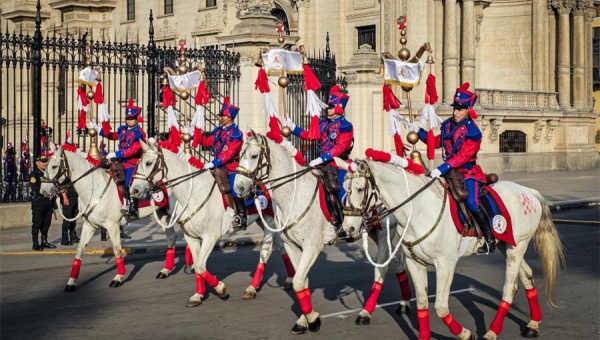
[257,195,268,210]
[152,191,165,203]
[492,215,507,234]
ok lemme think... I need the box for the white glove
[88,120,100,131]
[429,169,442,179]
[203,162,215,170]
[408,123,420,133]
[106,152,117,159]
[309,157,324,167]
[284,118,297,131]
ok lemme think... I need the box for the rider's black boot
[61,229,72,245]
[70,228,80,243]
[233,196,247,231]
[100,227,108,241]
[473,206,495,254]
[127,197,139,218]
[32,235,43,251]
[120,225,131,239]
[41,234,56,249]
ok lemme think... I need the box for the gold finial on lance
[87,128,101,160]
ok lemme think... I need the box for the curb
[549,200,599,212]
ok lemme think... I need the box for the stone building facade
[1,0,598,173]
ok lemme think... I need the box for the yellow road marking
[0,248,133,255]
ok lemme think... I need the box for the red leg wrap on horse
[195,272,206,295]
[200,270,219,287]
[396,271,412,301]
[296,288,313,315]
[185,244,193,266]
[165,248,175,271]
[489,300,511,335]
[441,313,463,335]
[115,257,126,275]
[417,309,431,340]
[250,262,266,289]
[526,288,542,322]
[363,281,383,314]
[281,253,295,278]
[70,259,82,279]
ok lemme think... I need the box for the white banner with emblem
[262,49,303,75]
[383,59,425,88]
[168,70,203,92]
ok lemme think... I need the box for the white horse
[234,131,413,333]
[39,144,177,291]
[129,140,294,306]
[340,159,565,340]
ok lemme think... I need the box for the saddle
[316,164,344,226]
[443,168,498,235]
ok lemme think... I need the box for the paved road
[1,207,598,340]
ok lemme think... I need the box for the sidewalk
[0,167,598,255]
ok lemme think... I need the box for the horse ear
[140,140,149,152]
[333,157,349,171]
[249,128,258,140]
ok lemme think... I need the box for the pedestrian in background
[3,143,16,202]
[59,179,79,245]
[30,153,58,250]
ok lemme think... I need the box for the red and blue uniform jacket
[417,117,486,183]
[200,124,243,173]
[291,116,354,163]
[100,124,146,169]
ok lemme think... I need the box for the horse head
[339,158,380,240]
[234,129,270,198]
[130,139,165,199]
[40,144,65,198]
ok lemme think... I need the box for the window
[271,9,290,35]
[126,56,137,101]
[357,25,376,50]
[164,0,173,15]
[593,27,600,86]
[499,131,526,153]
[127,0,135,21]
[206,0,217,8]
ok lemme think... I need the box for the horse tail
[531,189,566,307]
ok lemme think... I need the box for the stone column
[296,0,309,43]
[443,0,459,104]
[571,4,586,109]
[585,7,596,110]
[547,7,557,92]
[555,3,571,109]
[532,0,548,91]
[461,0,476,88]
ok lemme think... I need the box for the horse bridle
[43,152,71,193]
[235,134,271,186]
[132,148,167,189]
[343,161,380,219]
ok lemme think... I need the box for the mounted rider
[286,85,353,238]
[410,82,494,254]
[98,98,146,218]
[198,97,247,230]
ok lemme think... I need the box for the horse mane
[61,143,101,166]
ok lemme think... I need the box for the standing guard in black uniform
[59,179,80,245]
[30,154,58,250]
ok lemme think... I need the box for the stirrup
[476,240,495,254]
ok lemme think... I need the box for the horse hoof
[217,286,230,300]
[242,290,257,300]
[355,315,371,325]
[156,272,169,279]
[109,280,123,288]
[282,282,293,291]
[308,315,322,332]
[522,327,539,338]
[396,304,410,315]
[290,323,307,334]
[185,300,201,307]
[64,285,76,292]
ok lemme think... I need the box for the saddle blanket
[448,185,516,246]
[221,184,274,217]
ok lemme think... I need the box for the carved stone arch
[269,0,298,32]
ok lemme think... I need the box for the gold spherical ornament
[85,59,92,67]
[401,85,413,92]
[278,37,285,45]
[182,133,192,143]
[400,29,407,37]
[88,128,97,137]
[178,64,188,74]
[406,131,419,145]
[410,150,425,168]
[86,90,95,100]
[398,47,411,61]
[281,126,292,138]
[399,37,407,45]
[179,91,190,100]
[278,75,290,88]
[161,77,170,86]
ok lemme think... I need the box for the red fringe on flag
[383,85,401,111]
[427,129,435,160]
[195,82,210,105]
[191,127,203,148]
[78,109,87,130]
[308,115,320,140]
[269,116,281,135]
[162,86,176,108]
[188,156,204,169]
[394,133,406,157]
[101,121,113,136]
[425,74,438,105]
[168,125,181,148]
[94,82,104,104]
[77,87,89,106]
[303,64,321,91]
[254,68,270,94]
